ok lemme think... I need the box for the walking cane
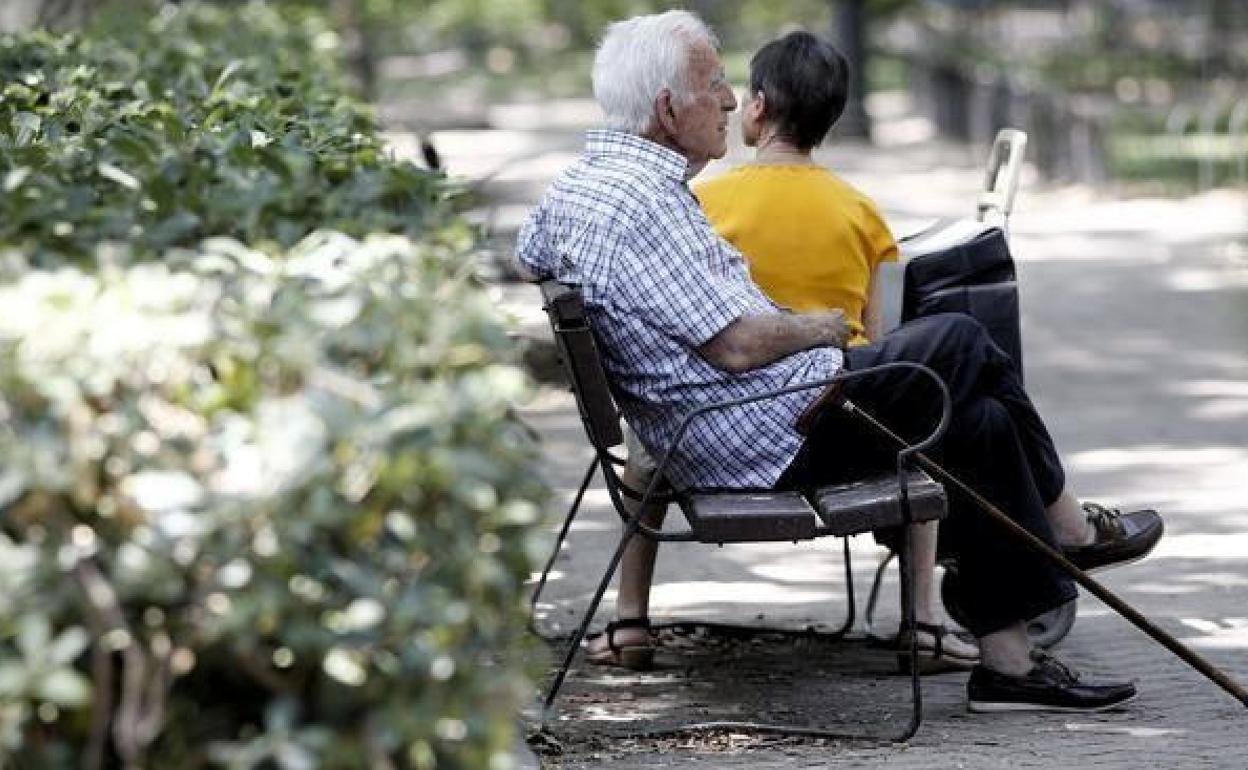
[838,398,1248,710]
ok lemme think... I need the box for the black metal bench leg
[542,494,649,721]
[864,550,896,640]
[530,456,599,627]
[896,506,923,742]
[830,537,856,637]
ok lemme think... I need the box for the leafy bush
[0,3,450,266]
[0,3,546,768]
[0,233,547,769]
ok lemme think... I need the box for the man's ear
[654,88,679,137]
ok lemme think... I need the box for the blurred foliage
[0,233,547,769]
[297,0,921,123]
[351,0,842,52]
[282,0,906,67]
[0,3,547,768]
[896,0,1248,95]
[0,2,451,267]
[879,1,1248,189]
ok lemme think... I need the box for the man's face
[668,40,737,175]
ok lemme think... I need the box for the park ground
[387,90,1248,769]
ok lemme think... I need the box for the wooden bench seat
[678,469,946,544]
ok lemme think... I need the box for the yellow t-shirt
[695,165,899,346]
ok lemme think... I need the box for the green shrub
[0,232,547,769]
[0,3,450,266]
[0,3,547,768]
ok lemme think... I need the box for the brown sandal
[584,617,654,671]
[896,621,980,675]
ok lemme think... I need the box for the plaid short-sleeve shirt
[517,130,843,489]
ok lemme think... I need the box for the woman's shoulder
[813,167,871,199]
[695,164,884,218]
[817,170,890,219]
[693,165,752,196]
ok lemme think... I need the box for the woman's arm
[863,260,905,342]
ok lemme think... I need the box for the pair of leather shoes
[1062,503,1164,572]
[965,504,1156,713]
[968,650,1136,713]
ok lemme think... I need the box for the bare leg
[910,520,940,626]
[978,621,1034,677]
[909,520,978,659]
[1045,486,1094,547]
[585,460,665,655]
[613,461,666,620]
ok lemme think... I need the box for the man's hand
[815,309,853,349]
[698,309,850,374]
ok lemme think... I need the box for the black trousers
[778,313,1077,636]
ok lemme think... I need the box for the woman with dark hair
[693,31,977,671]
[697,32,889,344]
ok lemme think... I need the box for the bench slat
[680,491,818,543]
[811,470,947,537]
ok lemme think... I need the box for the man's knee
[918,313,1018,377]
[925,312,990,349]
[886,312,986,358]
[872,314,995,386]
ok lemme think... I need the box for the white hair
[592,10,719,135]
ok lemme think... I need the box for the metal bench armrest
[638,361,952,515]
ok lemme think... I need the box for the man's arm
[698,310,850,374]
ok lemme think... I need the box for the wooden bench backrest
[539,281,624,450]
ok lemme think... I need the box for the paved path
[388,93,1248,769]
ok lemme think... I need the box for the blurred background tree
[9,0,1246,189]
[286,0,1248,190]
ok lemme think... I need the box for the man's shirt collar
[584,129,689,182]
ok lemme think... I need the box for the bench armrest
[637,361,952,513]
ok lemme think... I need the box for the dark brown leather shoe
[1063,503,1163,572]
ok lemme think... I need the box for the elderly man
[518,10,1160,712]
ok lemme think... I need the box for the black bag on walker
[899,221,1024,375]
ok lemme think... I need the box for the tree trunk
[832,0,872,141]
[333,0,377,102]
[1207,0,1242,74]
[34,0,108,29]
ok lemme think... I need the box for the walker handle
[977,128,1028,226]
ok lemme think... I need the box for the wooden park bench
[531,279,955,741]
